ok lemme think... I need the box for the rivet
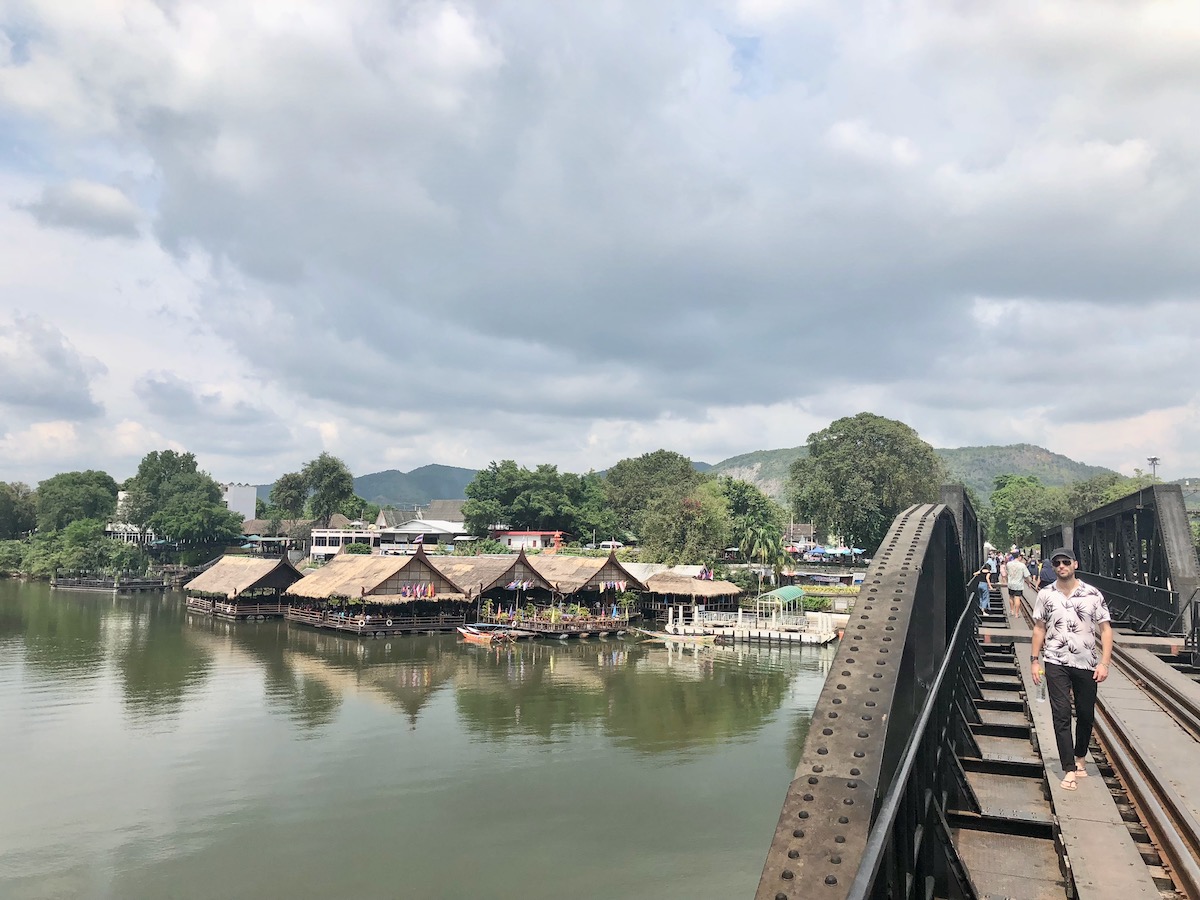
[841,671,851,676]
[843,799,855,806]
[828,712,838,718]
[798,811,809,819]
[825,875,838,885]
[808,777,819,785]
[847,781,858,788]
[858,731,869,737]
[788,850,799,859]
[832,698,842,705]
[776,894,787,900]
[853,751,864,758]
[850,768,860,776]
[818,748,828,755]
[837,684,846,690]
[831,856,842,865]
[835,835,846,843]
[812,765,824,773]
[822,728,833,735]
[803,794,814,801]
[863,715,873,721]
[793,829,805,838]
[866,701,876,707]
[838,816,849,824]
[782,870,794,880]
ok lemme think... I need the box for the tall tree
[0,482,37,539]
[639,481,731,565]
[301,453,355,527]
[36,470,119,532]
[604,450,703,536]
[989,475,1069,546]
[719,477,784,535]
[269,471,308,519]
[788,413,944,553]
[463,463,619,540]
[124,450,244,545]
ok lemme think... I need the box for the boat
[631,628,716,647]
[457,626,516,645]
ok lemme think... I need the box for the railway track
[1098,646,1200,899]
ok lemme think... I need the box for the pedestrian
[970,562,992,614]
[1030,548,1112,791]
[1004,552,1030,616]
[1037,555,1055,589]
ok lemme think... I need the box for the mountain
[709,447,807,501]
[353,465,478,506]
[936,444,1115,500]
[256,464,478,508]
[709,443,1115,505]
[1168,478,1200,511]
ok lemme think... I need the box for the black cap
[1050,547,1076,562]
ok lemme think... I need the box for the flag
[413,534,424,545]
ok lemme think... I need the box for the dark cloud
[0,315,105,419]
[21,180,140,238]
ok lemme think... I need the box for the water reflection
[0,580,106,679]
[115,595,212,720]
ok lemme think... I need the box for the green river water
[0,580,834,900]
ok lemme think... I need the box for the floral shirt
[1033,580,1111,670]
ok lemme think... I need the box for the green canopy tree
[787,412,944,553]
[989,475,1069,546]
[124,450,243,545]
[719,477,783,535]
[639,481,730,565]
[301,453,355,527]
[269,471,309,518]
[604,450,703,537]
[36,470,119,532]
[0,482,37,539]
[462,462,615,540]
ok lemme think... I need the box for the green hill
[937,444,1114,500]
[257,464,478,508]
[353,464,477,506]
[709,443,1115,505]
[709,447,808,501]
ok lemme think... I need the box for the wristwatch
[1030,655,1039,662]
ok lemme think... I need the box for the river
[0,580,833,899]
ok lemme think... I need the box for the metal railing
[845,597,979,900]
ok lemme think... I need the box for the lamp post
[1147,456,1160,479]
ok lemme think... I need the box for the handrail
[846,595,976,899]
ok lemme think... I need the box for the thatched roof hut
[642,572,742,599]
[185,556,304,599]
[430,549,553,597]
[527,552,647,595]
[285,549,467,603]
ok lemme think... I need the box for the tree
[989,475,1069,546]
[36,470,119,532]
[344,542,372,555]
[124,450,243,545]
[639,481,730,565]
[338,496,380,523]
[270,471,308,519]
[301,453,355,527]
[787,413,944,553]
[0,482,37,539]
[462,461,614,540]
[604,450,703,536]
[719,477,784,535]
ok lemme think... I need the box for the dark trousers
[1044,662,1098,774]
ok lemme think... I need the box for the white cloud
[1,0,1200,486]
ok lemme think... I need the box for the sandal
[1060,775,1078,791]
[1075,763,1088,777]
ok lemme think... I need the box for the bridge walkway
[978,585,1200,899]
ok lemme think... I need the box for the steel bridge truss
[758,501,1000,900]
[1045,485,1200,638]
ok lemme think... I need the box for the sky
[2,0,1199,487]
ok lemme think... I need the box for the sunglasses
[1051,558,1073,567]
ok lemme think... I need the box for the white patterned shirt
[1033,580,1111,670]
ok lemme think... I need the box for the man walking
[1005,552,1030,617]
[1030,548,1112,791]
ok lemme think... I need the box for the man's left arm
[1095,621,1113,683]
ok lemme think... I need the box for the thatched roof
[285,549,467,602]
[527,553,647,594]
[430,552,553,595]
[241,517,312,537]
[285,555,409,600]
[643,572,742,598]
[424,499,466,521]
[185,556,304,598]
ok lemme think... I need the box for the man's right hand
[1031,662,1041,685]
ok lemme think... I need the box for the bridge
[758,483,1200,900]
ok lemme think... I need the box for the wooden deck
[285,608,466,637]
[52,575,165,593]
[185,597,288,620]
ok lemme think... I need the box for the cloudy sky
[2,0,1199,487]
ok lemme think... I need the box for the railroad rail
[1098,646,1200,898]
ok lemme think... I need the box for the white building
[220,483,258,522]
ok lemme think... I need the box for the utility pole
[1147,456,1160,478]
